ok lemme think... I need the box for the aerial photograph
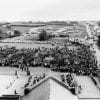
[0,0,100,100]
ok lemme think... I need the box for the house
[7,31,14,36]
[22,77,78,100]
[0,74,99,100]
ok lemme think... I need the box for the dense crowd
[0,41,98,76]
[61,73,82,95]
[24,73,46,95]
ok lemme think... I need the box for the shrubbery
[97,35,100,48]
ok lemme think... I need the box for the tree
[39,29,48,41]
[0,29,3,39]
[97,35,100,48]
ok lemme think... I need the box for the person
[15,71,17,75]
[14,89,17,94]
[26,70,30,76]
[61,75,65,83]
[15,71,19,79]
[43,73,45,78]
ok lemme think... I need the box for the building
[22,77,78,100]
[7,31,14,36]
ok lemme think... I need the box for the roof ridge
[22,76,77,97]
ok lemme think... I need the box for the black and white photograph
[0,0,99,100]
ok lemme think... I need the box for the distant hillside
[9,21,79,27]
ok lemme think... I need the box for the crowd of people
[0,40,98,76]
[51,43,98,76]
[61,73,82,95]
[24,73,46,95]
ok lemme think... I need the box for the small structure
[7,31,14,37]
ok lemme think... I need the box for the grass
[11,26,33,33]
[0,42,56,49]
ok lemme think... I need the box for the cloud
[0,0,100,21]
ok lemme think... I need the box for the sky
[0,0,100,22]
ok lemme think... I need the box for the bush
[14,30,21,36]
[97,35,100,48]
